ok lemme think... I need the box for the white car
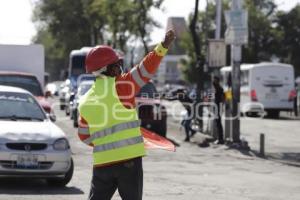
[0,86,73,186]
[71,80,94,127]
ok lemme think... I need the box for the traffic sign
[208,39,226,67]
[225,9,248,45]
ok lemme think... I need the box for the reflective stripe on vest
[78,77,146,165]
[130,67,145,87]
[93,135,144,153]
[139,63,153,79]
[83,120,141,145]
[78,127,90,135]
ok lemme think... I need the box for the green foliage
[242,0,279,62]
[181,0,300,84]
[34,0,92,52]
[180,31,198,84]
[180,1,226,84]
[33,0,164,80]
[33,0,93,80]
[32,28,65,80]
[276,5,300,76]
[131,0,164,53]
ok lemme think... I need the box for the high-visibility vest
[78,77,146,166]
[224,89,232,101]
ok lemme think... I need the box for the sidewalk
[143,121,300,200]
[163,100,300,165]
[143,100,300,200]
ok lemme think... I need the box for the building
[153,17,188,86]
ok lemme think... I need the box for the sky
[0,0,299,45]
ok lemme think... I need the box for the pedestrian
[169,88,196,142]
[213,76,225,144]
[77,30,175,200]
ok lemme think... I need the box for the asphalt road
[0,98,299,200]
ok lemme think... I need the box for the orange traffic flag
[141,127,176,152]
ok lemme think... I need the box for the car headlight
[53,138,70,150]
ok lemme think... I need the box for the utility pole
[215,0,222,40]
[225,0,248,143]
[190,0,204,132]
[230,0,242,143]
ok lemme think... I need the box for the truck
[0,44,45,86]
[221,63,296,118]
[0,44,53,114]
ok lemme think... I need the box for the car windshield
[0,92,46,121]
[0,75,44,96]
[136,83,158,99]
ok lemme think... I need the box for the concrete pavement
[0,98,299,200]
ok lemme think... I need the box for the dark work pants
[215,114,224,142]
[182,119,196,140]
[89,157,143,200]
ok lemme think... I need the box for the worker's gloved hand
[162,30,176,49]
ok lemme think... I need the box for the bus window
[68,48,92,89]
[71,55,86,77]
[241,70,249,86]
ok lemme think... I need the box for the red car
[0,72,52,114]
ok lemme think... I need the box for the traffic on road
[1,0,300,199]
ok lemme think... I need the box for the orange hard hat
[85,45,120,73]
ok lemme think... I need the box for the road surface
[0,98,299,200]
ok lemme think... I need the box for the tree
[32,28,65,80]
[243,0,279,62]
[33,0,94,80]
[34,0,92,51]
[131,0,164,53]
[82,0,108,45]
[180,0,287,84]
[87,0,132,52]
[276,5,300,76]
[181,1,228,84]
[33,0,164,80]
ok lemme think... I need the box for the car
[136,82,168,137]
[0,85,73,186]
[0,71,53,114]
[59,79,72,111]
[71,80,94,127]
[45,81,63,96]
[71,80,167,136]
[65,74,96,118]
[64,87,75,117]
[161,84,187,98]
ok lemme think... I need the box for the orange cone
[141,128,176,152]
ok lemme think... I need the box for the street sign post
[225,0,248,143]
[225,9,248,45]
[208,39,226,67]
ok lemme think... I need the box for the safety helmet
[85,45,120,73]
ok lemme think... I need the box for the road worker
[77,30,175,200]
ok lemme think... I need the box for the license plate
[265,93,279,99]
[17,154,38,168]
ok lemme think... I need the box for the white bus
[221,63,296,118]
[68,47,93,89]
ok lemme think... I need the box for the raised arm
[116,30,175,108]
